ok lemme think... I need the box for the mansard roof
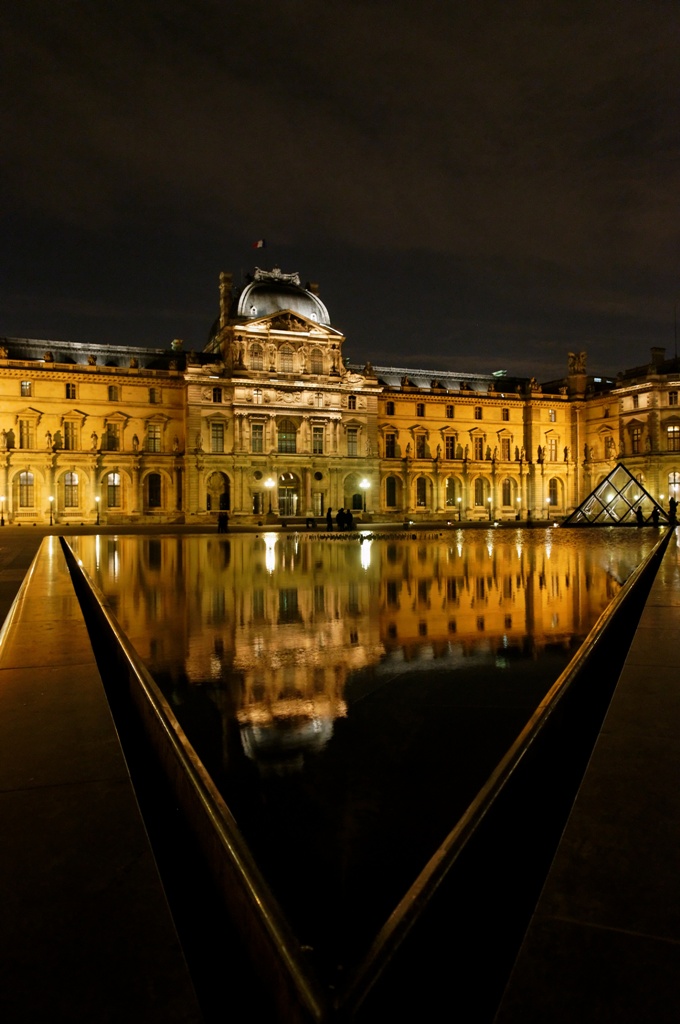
[234,267,331,326]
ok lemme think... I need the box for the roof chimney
[219,272,233,329]
[651,346,666,367]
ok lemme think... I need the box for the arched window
[386,476,397,507]
[147,473,162,509]
[310,348,323,374]
[106,472,121,508]
[416,477,427,507]
[474,478,486,506]
[278,419,297,453]
[502,478,512,506]
[280,346,294,373]
[19,471,34,507]
[250,344,264,370]
[445,477,460,506]
[548,477,559,506]
[63,472,79,507]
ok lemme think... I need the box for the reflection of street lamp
[95,495,100,525]
[546,496,550,520]
[49,495,54,526]
[0,495,4,527]
[360,477,370,512]
[487,495,492,521]
[265,477,275,513]
[457,496,462,521]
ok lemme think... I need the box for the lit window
[668,426,680,452]
[21,381,32,397]
[19,471,34,507]
[251,423,264,453]
[549,409,556,422]
[107,472,121,507]
[474,406,482,420]
[63,472,79,507]
[253,388,263,405]
[250,344,264,370]
[66,383,76,400]
[211,422,224,453]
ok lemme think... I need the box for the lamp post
[457,496,462,521]
[95,495,100,526]
[265,477,275,514]
[487,495,492,521]
[49,495,54,526]
[360,477,370,512]
[546,496,550,520]
[0,495,4,527]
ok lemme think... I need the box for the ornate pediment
[269,312,309,332]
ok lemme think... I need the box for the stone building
[0,269,678,524]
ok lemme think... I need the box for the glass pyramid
[562,462,669,526]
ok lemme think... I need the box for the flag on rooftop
[252,238,266,249]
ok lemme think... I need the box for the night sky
[2,0,679,379]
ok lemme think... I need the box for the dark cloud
[2,0,680,377]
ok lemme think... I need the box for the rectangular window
[104,423,120,451]
[501,437,511,460]
[347,428,358,456]
[253,388,263,404]
[502,408,509,421]
[212,387,222,403]
[66,382,76,400]
[19,472,34,507]
[348,395,357,410]
[211,422,224,453]
[446,405,454,419]
[64,422,78,450]
[632,427,642,454]
[108,385,119,402]
[149,387,160,404]
[549,409,556,422]
[670,391,679,407]
[416,435,426,458]
[474,406,482,420]
[251,423,264,453]
[632,394,639,409]
[385,433,396,458]
[445,435,456,459]
[386,401,395,415]
[146,424,162,452]
[548,438,558,461]
[19,419,34,449]
[473,436,484,459]
[312,426,324,455]
[107,473,121,507]
[21,381,32,397]
[668,426,680,452]
[416,403,425,417]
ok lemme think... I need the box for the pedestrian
[652,506,660,528]
[669,496,678,524]
[326,507,333,530]
[336,508,345,530]
[346,508,354,530]
[635,507,644,528]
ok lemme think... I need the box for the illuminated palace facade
[1,268,679,524]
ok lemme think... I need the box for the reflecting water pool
[71,527,654,977]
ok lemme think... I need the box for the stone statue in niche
[132,434,139,451]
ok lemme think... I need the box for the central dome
[235,267,331,325]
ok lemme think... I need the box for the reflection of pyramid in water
[562,462,669,526]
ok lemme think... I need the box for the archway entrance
[278,472,300,516]
[207,471,230,511]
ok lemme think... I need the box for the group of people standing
[326,507,355,531]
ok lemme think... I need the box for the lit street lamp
[0,495,4,527]
[457,496,462,521]
[264,477,275,513]
[95,495,100,525]
[49,495,54,526]
[360,477,370,512]
[487,495,492,521]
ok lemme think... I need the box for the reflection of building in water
[72,532,643,771]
